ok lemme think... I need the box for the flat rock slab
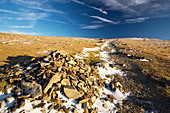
[43,73,61,93]
[64,86,83,99]
[21,81,42,99]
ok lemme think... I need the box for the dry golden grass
[1,33,169,80]
[110,38,170,96]
[0,33,99,66]
[84,51,103,65]
[112,38,170,80]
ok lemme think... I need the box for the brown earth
[104,38,170,112]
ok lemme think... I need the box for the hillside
[0,33,98,66]
[0,33,170,113]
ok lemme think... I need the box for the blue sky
[0,0,170,40]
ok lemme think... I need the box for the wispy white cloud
[0,9,19,14]
[29,6,66,14]
[91,21,103,24]
[0,8,65,26]
[128,0,149,5]
[0,30,41,35]
[11,24,34,28]
[125,17,149,23]
[0,9,49,21]
[72,0,84,5]
[81,25,103,29]
[90,16,119,24]
[11,0,43,6]
[72,0,108,15]
[0,17,13,20]
[88,6,108,15]
[11,0,65,14]
[53,0,71,3]
[98,0,140,15]
[96,0,170,18]
[42,18,66,24]
[0,0,7,3]
[16,12,49,21]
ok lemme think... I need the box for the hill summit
[0,50,125,113]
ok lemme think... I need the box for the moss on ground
[84,51,103,65]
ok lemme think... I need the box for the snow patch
[36,50,49,54]
[75,55,84,59]
[83,47,100,52]
[57,91,84,113]
[1,42,8,44]
[140,59,149,62]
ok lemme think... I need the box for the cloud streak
[98,0,140,15]
[0,30,41,35]
[81,25,104,29]
[11,24,34,28]
[0,9,49,21]
[96,0,170,18]
[0,8,65,24]
[89,6,108,15]
[12,0,65,14]
[0,9,19,14]
[72,0,108,14]
[90,16,119,24]
[16,12,49,21]
[42,18,66,24]
[125,17,149,23]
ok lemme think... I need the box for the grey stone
[21,81,42,99]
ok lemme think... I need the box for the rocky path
[103,41,170,113]
[0,41,165,113]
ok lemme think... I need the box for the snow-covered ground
[74,41,130,112]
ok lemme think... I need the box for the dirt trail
[105,41,170,113]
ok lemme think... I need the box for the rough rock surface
[21,81,42,99]
[0,49,119,112]
[64,86,83,99]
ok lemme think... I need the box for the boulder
[43,73,61,93]
[64,86,83,99]
[21,81,42,99]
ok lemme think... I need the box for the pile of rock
[0,50,124,112]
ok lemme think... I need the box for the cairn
[0,50,124,112]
